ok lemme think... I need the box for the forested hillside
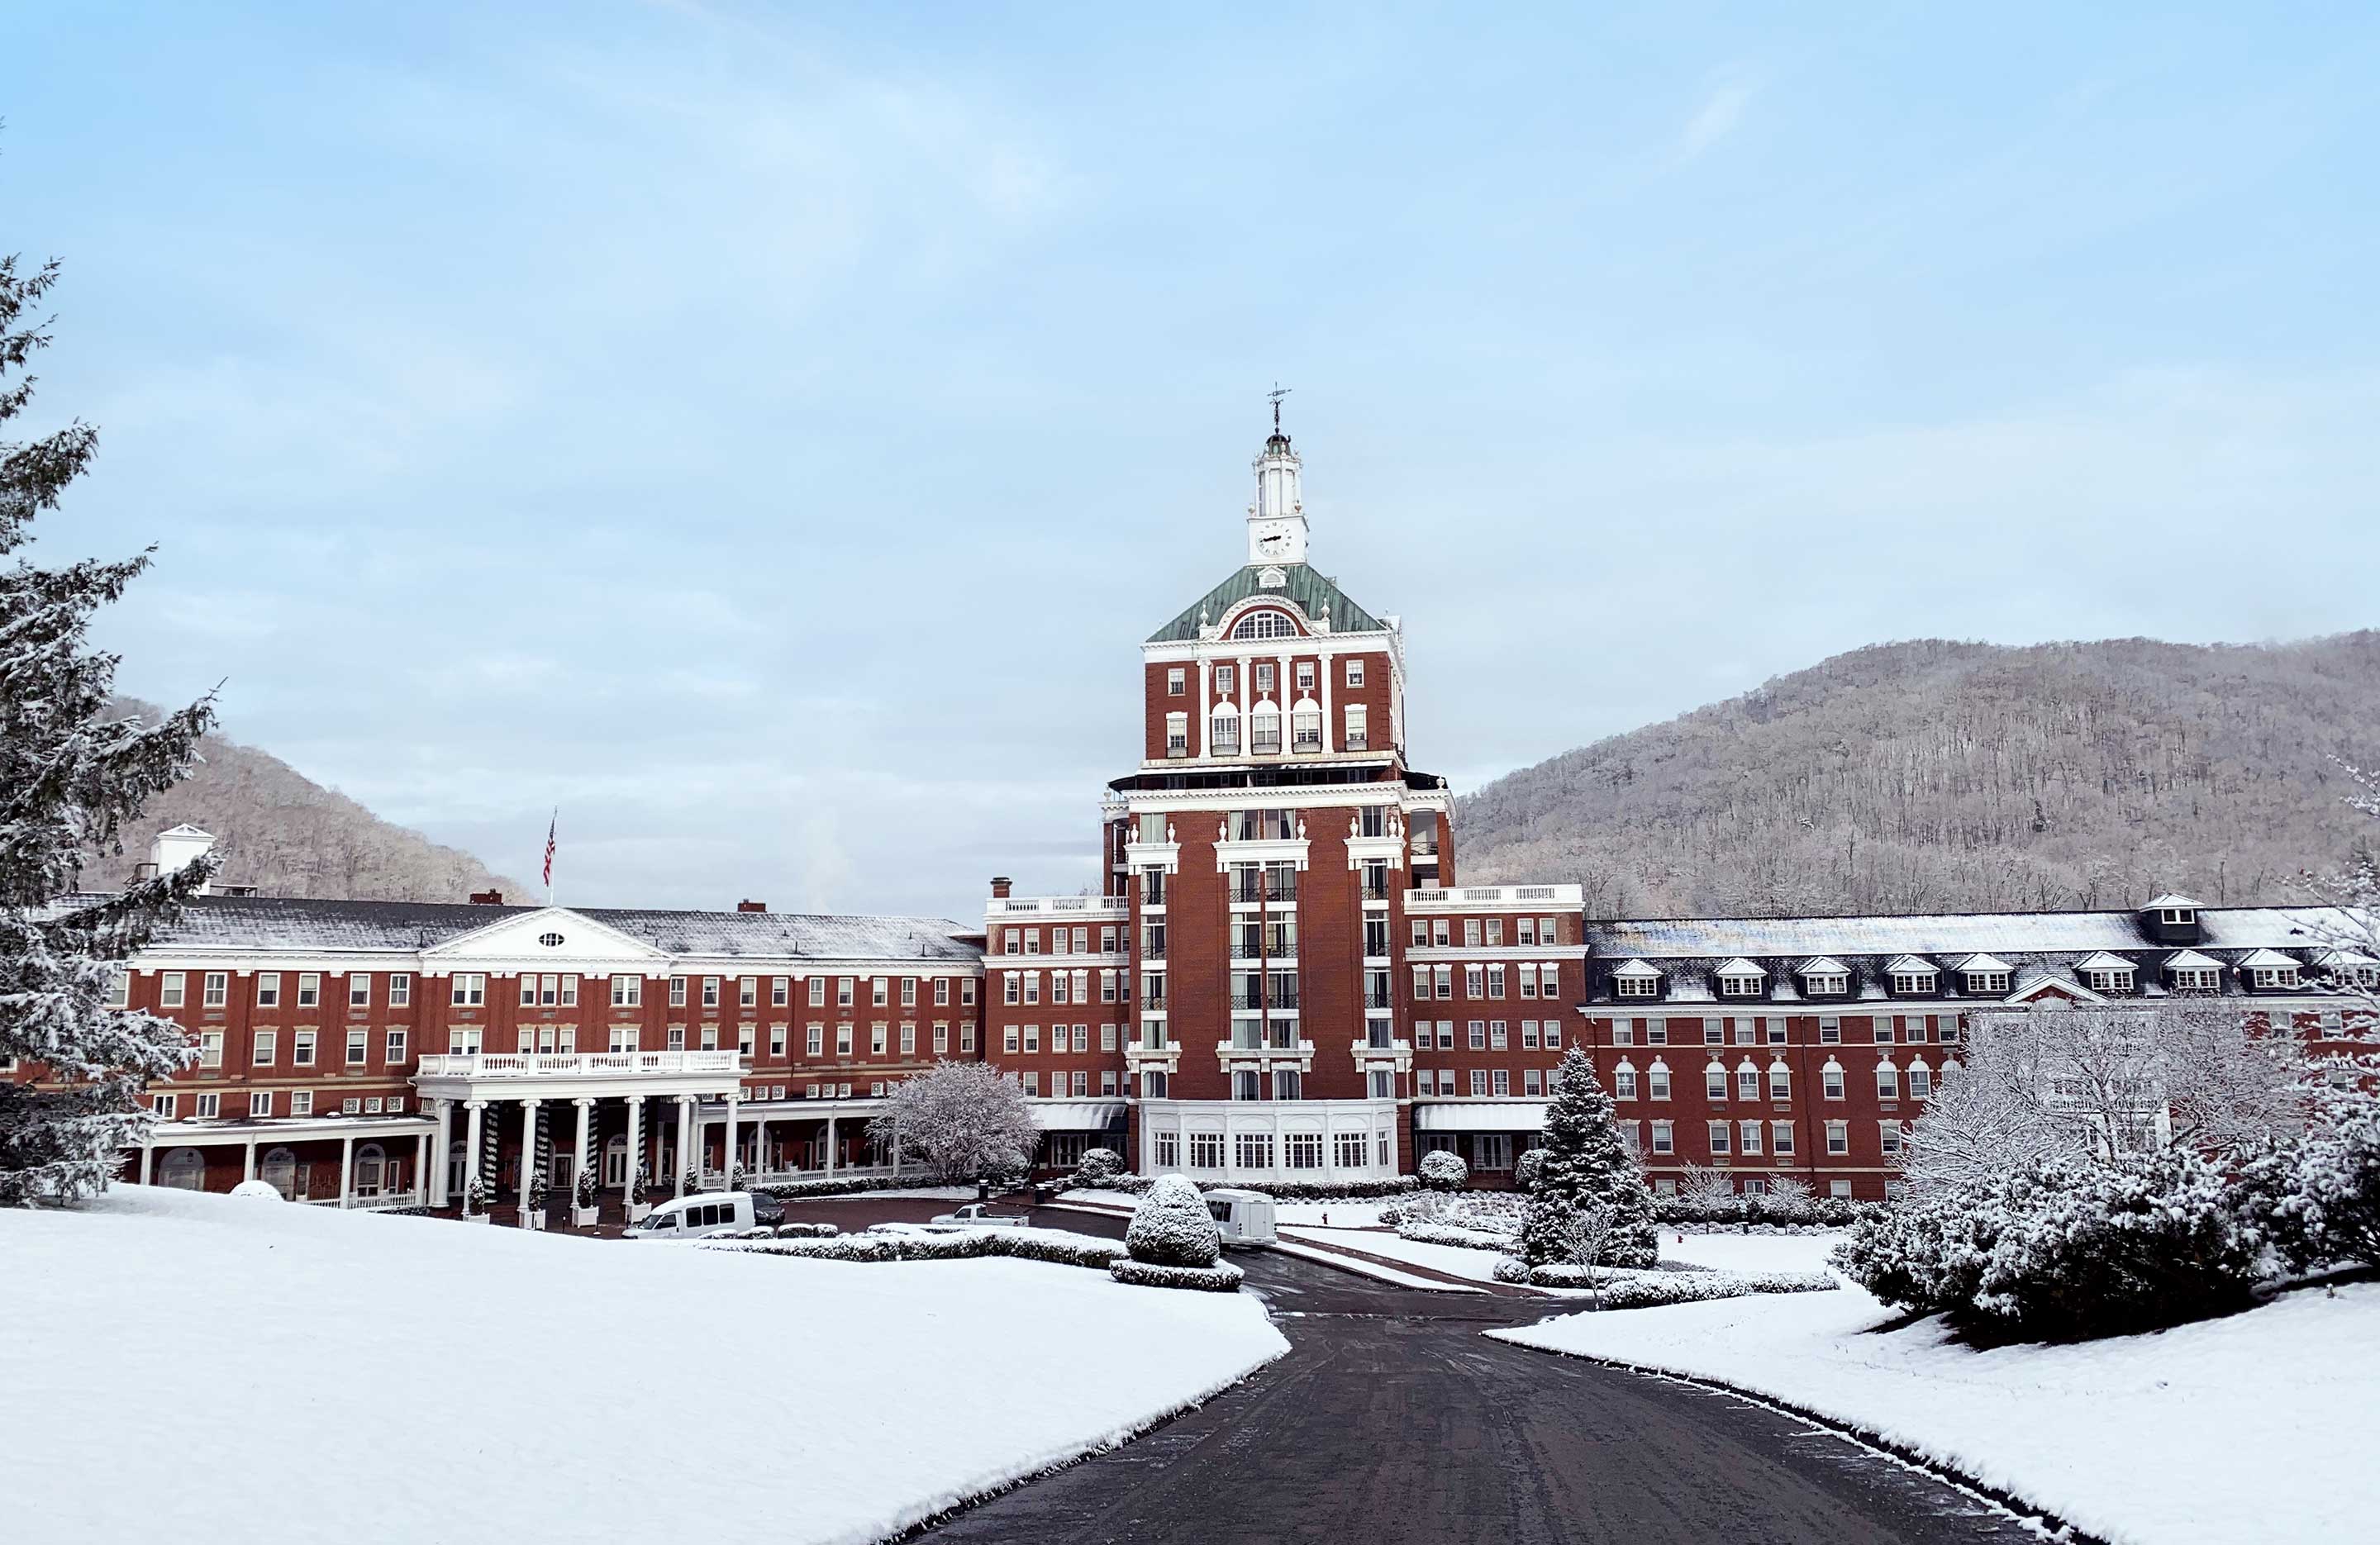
[1459,634,2380,918]
[79,699,524,902]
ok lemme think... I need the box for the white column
[432,1099,453,1206]
[1320,649,1334,750]
[244,1138,259,1182]
[463,1100,486,1203]
[724,1091,740,1184]
[338,1135,355,1210]
[518,1100,541,1227]
[1197,657,1211,756]
[676,1096,693,1193]
[413,1129,429,1205]
[138,1143,154,1186]
[624,1096,643,1199]
[824,1115,836,1176]
[573,1097,594,1189]
[890,1118,902,1178]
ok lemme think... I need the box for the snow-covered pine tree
[1,254,217,1206]
[1519,1048,1659,1268]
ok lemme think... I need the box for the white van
[626,1191,755,1240]
[1203,1189,1277,1246]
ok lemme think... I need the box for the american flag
[542,811,557,889]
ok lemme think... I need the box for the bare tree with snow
[867,1061,1040,1184]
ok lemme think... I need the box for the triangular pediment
[421,906,671,970]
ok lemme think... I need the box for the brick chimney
[469,888,503,906]
[990,876,1012,900]
[738,900,768,913]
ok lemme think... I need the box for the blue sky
[7,3,2378,919]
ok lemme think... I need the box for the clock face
[1257,525,1291,554]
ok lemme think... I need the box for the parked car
[929,1203,1029,1228]
[749,1192,786,1225]
[626,1191,756,1240]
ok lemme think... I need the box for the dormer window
[1887,958,1938,996]
[1799,958,1849,996]
[1715,958,1765,999]
[1611,960,1662,1000]
[1958,954,2012,996]
[2166,950,2223,993]
[2159,907,2193,927]
[1233,611,1297,640]
[2240,950,2301,991]
[2077,953,2135,995]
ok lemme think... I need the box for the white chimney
[150,825,217,894]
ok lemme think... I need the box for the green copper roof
[1147,563,1388,643]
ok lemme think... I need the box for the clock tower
[1246,424,1310,567]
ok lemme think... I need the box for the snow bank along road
[0,1189,1286,1545]
[914,1207,2044,1545]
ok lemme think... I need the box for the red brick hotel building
[17,425,2376,1216]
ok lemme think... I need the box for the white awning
[1033,1100,1127,1132]
[1414,1101,1550,1133]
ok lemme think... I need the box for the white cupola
[1246,403,1310,567]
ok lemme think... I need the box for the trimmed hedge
[1087,1173,1421,1201]
[1491,1258,1839,1303]
[772,1221,840,1238]
[1652,1194,1883,1229]
[750,1175,956,1200]
[1109,1258,1246,1292]
[711,1229,1125,1270]
[1397,1220,1517,1251]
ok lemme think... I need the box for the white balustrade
[413,1051,740,1079]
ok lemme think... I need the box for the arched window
[1907,1058,1933,1100]
[447,1141,469,1198]
[1248,702,1283,755]
[1290,699,1322,752]
[1767,1062,1791,1100]
[1647,1060,1671,1101]
[1613,1061,1637,1100]
[1876,1060,1900,1099]
[260,1146,297,1200]
[604,1134,631,1186]
[1735,1061,1760,1100]
[1208,702,1241,756]
[1821,1059,1845,1100]
[160,1148,206,1191]
[1704,1062,1727,1100]
[1230,610,1297,640]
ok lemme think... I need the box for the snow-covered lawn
[1492,1276,2380,1545]
[0,1186,1287,1545]
[1659,1229,1846,1276]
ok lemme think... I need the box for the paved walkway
[908,1206,2044,1545]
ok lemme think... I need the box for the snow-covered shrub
[1494,1260,1838,1304]
[752,1174,954,1200]
[1443,1192,1526,1232]
[772,1221,839,1238]
[574,1164,598,1210]
[1109,1258,1245,1291]
[866,1060,1040,1182]
[1074,1148,1126,1186]
[716,1229,1124,1270]
[228,1178,281,1201]
[1520,1050,1659,1268]
[2245,1102,2380,1272]
[1838,1148,2270,1338]
[1512,1148,1546,1192]
[1126,1175,1222,1267]
[1418,1151,1468,1191]
[1397,1220,1516,1250]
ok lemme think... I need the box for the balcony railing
[413,1051,740,1078]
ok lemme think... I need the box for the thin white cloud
[1678,78,1754,160]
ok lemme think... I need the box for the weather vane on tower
[1269,383,1291,432]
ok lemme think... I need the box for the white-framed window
[1718,971,1761,998]
[1803,971,1848,996]
[612,976,641,1008]
[198,1031,223,1069]
[1614,1062,1637,1099]
[297,973,320,1008]
[702,977,721,1010]
[1649,1120,1674,1154]
[1879,1122,1903,1156]
[1772,1121,1795,1154]
[252,1029,277,1066]
[1166,667,1186,696]
[390,972,411,1008]
[150,1092,175,1118]
[1345,657,1365,687]
[160,972,186,1009]
[1648,1062,1671,1100]
[105,971,131,1009]
[1963,969,2011,996]
[2252,965,2301,991]
[1705,1063,1727,1100]
[346,1028,368,1066]
[740,977,759,1008]
[1891,971,1936,996]
[1343,703,1368,750]
[1735,1063,1759,1100]
[250,1090,273,1118]
[1768,1063,1790,1099]
[450,973,484,1007]
[1821,1061,1844,1099]
[1819,1016,1840,1043]
[1165,711,1189,756]
[1825,1120,1849,1155]
[806,1024,824,1056]
[1156,1131,1182,1168]
[293,1029,317,1067]
[1908,1062,1934,1099]
[1739,1120,1763,1155]
[348,975,371,1008]
[2082,966,2134,993]
[1469,1070,1488,1096]
[1616,973,1659,1000]
[386,1029,406,1063]
[288,1091,313,1117]
[195,1092,220,1119]
[1876,1061,1900,1099]
[256,972,281,1009]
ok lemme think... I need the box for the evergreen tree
[1519,1048,1659,1267]
[1,255,216,1206]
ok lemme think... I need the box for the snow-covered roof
[1886,955,1939,974]
[79,895,983,964]
[1586,906,2363,959]
[2164,950,2223,972]
[2146,894,2204,910]
[1609,958,1662,977]
[2238,948,2301,969]
[1031,1101,1126,1131]
[1414,1101,1550,1133]
[2076,952,2135,972]
[1959,953,2013,974]
[1713,958,1766,977]
[1798,957,1848,976]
